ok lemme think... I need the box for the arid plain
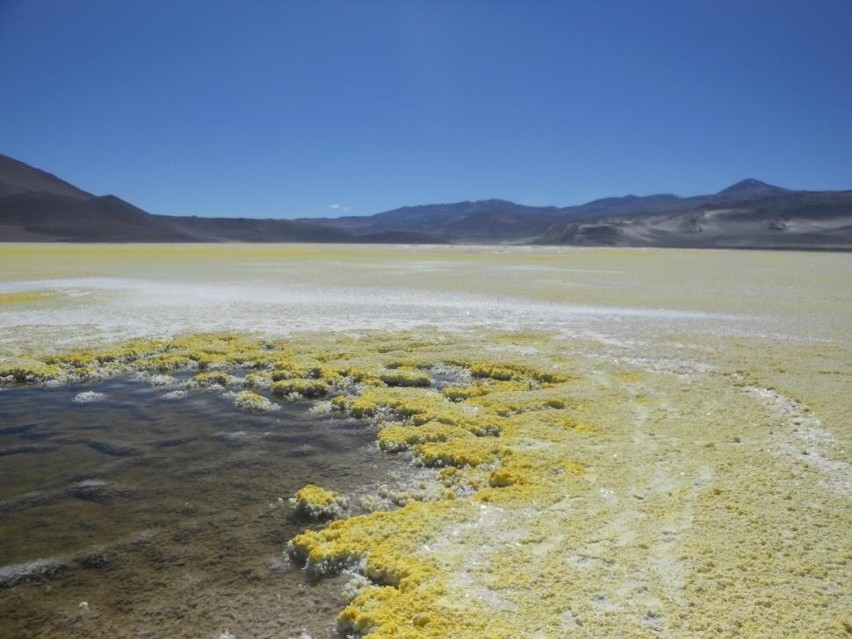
[1,244,850,638]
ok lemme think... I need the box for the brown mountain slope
[0,192,195,242]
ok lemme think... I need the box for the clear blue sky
[2,0,851,218]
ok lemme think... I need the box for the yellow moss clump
[191,370,238,388]
[415,438,504,468]
[465,360,526,381]
[0,358,62,383]
[440,379,528,401]
[343,386,445,419]
[291,484,347,520]
[271,378,329,398]
[468,388,572,416]
[137,352,198,373]
[456,359,570,384]
[290,499,533,638]
[377,422,471,452]
[231,390,279,413]
[244,371,273,388]
[379,368,432,388]
[0,333,291,385]
[488,468,524,487]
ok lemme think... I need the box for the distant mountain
[0,153,359,243]
[310,199,562,241]
[716,178,789,197]
[0,191,194,242]
[1,153,850,249]
[0,154,91,199]
[0,154,195,242]
[538,190,852,250]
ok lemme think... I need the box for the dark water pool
[0,379,394,638]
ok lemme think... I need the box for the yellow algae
[291,484,347,520]
[289,500,520,637]
[458,358,571,384]
[0,290,61,305]
[378,368,432,388]
[343,386,444,419]
[243,371,273,388]
[467,387,574,416]
[502,409,596,439]
[487,468,524,487]
[190,370,238,388]
[136,352,198,372]
[440,379,529,401]
[231,390,279,413]
[415,438,505,468]
[271,378,329,398]
[0,358,62,383]
[377,422,471,452]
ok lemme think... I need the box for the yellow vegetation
[0,330,591,637]
[6,325,845,637]
[0,290,61,305]
[271,378,329,398]
[291,483,346,520]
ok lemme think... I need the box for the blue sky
[2,1,851,218]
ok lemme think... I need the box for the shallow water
[0,379,394,638]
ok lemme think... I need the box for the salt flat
[3,243,842,350]
[1,244,850,638]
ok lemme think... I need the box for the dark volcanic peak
[717,178,788,196]
[0,153,92,199]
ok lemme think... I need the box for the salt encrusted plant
[340,560,371,601]
[146,373,180,387]
[136,352,199,373]
[271,378,329,399]
[72,391,106,404]
[0,359,62,384]
[229,390,280,414]
[187,370,243,391]
[378,367,432,388]
[244,371,273,389]
[308,400,334,416]
[290,483,349,521]
[428,362,473,388]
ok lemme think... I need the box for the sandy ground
[1,244,850,637]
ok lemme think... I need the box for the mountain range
[1,154,850,249]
